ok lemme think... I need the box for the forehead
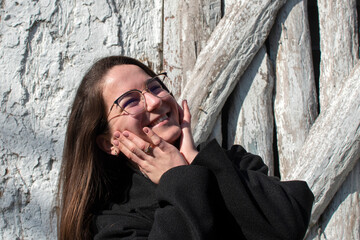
[104,64,150,88]
[102,64,150,98]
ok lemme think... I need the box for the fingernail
[123,131,129,137]
[113,140,119,146]
[114,132,120,138]
[143,127,149,134]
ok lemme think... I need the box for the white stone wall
[0,1,162,239]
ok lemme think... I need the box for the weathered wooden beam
[206,113,222,145]
[284,62,360,228]
[162,0,222,99]
[227,46,275,175]
[318,0,359,110]
[306,1,360,238]
[179,0,287,144]
[305,162,360,239]
[269,0,318,179]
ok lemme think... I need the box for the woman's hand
[178,100,198,164]
[112,128,188,184]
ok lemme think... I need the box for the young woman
[58,56,314,240]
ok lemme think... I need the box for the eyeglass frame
[106,72,171,120]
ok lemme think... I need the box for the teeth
[149,115,168,128]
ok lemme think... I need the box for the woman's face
[102,64,181,145]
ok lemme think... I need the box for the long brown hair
[57,56,157,240]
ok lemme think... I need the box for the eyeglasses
[107,73,171,119]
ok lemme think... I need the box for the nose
[144,92,162,112]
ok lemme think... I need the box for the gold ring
[144,145,154,154]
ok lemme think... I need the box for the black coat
[93,140,314,240]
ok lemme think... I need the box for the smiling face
[102,64,181,145]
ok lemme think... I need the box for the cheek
[160,125,181,144]
[169,99,180,123]
[174,104,180,124]
[109,116,150,142]
[109,117,141,134]
[171,126,182,141]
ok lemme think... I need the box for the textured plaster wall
[0,1,162,239]
[2,1,358,240]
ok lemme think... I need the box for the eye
[122,98,139,108]
[119,92,141,109]
[150,85,162,94]
[148,79,164,95]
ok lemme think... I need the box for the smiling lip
[148,114,169,128]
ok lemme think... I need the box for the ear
[96,134,117,155]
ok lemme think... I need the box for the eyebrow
[112,77,153,102]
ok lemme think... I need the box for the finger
[112,130,152,153]
[122,130,150,151]
[117,132,150,161]
[107,131,121,156]
[179,100,196,151]
[118,142,146,168]
[181,100,191,128]
[112,131,121,147]
[143,127,164,148]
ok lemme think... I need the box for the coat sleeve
[191,139,314,240]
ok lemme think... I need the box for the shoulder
[194,139,268,175]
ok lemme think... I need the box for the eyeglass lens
[117,75,169,115]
